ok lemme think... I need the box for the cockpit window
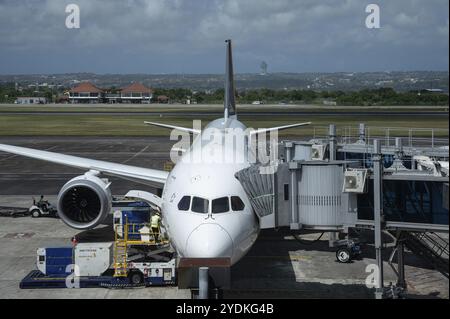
[231,196,245,211]
[177,196,191,211]
[212,197,230,214]
[192,197,209,214]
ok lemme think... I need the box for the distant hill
[0,71,448,92]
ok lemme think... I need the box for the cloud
[0,0,447,73]
[394,12,419,27]
[438,19,449,37]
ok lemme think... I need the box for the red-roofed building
[120,82,153,104]
[68,81,154,104]
[69,82,104,104]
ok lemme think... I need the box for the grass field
[0,103,448,113]
[0,104,448,137]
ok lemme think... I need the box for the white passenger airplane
[0,40,310,265]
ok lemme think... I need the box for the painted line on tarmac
[121,145,151,164]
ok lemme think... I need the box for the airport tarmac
[0,136,448,299]
[0,197,447,299]
[0,136,172,195]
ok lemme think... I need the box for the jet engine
[57,172,112,230]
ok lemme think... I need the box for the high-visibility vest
[151,214,161,228]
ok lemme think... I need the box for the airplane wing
[144,121,201,134]
[249,122,312,136]
[0,144,168,187]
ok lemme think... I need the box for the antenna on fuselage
[224,39,236,120]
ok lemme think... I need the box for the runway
[1,111,447,117]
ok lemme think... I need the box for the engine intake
[57,173,112,230]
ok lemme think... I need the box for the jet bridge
[235,123,449,299]
[236,123,448,231]
[235,161,359,231]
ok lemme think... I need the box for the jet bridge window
[212,197,230,214]
[177,196,191,211]
[231,196,245,211]
[192,197,209,214]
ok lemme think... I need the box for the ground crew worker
[71,235,78,247]
[151,212,161,242]
[37,195,48,212]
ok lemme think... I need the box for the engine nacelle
[57,172,112,230]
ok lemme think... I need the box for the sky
[0,0,448,74]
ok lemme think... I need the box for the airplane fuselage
[161,117,260,265]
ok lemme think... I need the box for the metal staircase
[403,231,449,278]
[113,221,170,277]
[114,226,128,277]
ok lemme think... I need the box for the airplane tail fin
[224,39,236,119]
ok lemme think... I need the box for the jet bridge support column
[373,139,385,299]
[328,124,338,247]
[329,124,337,161]
[397,240,406,289]
[286,142,300,230]
[199,267,209,299]
[289,162,299,230]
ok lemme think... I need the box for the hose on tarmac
[292,232,325,245]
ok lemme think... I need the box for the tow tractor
[29,196,58,218]
[0,196,57,218]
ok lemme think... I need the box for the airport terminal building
[119,83,153,104]
[15,97,48,104]
[68,82,104,104]
[69,82,154,104]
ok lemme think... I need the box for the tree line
[157,87,448,106]
[0,83,448,106]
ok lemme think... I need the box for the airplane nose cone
[185,223,234,258]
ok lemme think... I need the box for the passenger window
[177,196,191,211]
[192,197,209,214]
[212,197,230,214]
[231,196,245,211]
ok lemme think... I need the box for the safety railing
[311,125,449,150]
[113,222,168,277]
[115,222,168,245]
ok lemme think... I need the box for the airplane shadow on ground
[226,228,445,299]
[227,229,373,299]
[287,228,439,271]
